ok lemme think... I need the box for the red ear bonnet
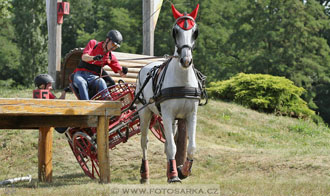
[171,4,199,30]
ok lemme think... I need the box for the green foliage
[2,0,330,124]
[0,2,21,87]
[12,0,48,86]
[63,0,143,54]
[208,73,315,119]
[0,0,12,18]
[62,0,95,55]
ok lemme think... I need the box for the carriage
[62,50,166,180]
[62,3,206,183]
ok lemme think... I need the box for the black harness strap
[155,87,201,104]
[130,57,207,116]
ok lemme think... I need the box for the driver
[73,30,128,100]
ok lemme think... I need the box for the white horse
[136,4,201,183]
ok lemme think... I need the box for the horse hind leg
[140,159,149,184]
[139,108,152,184]
[177,159,193,179]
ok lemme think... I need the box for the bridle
[172,15,198,56]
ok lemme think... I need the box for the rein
[116,54,179,62]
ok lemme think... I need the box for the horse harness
[134,58,208,115]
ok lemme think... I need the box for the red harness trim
[73,68,99,76]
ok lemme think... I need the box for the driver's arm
[82,53,95,62]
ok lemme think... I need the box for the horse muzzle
[180,56,192,68]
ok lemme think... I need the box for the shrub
[207,73,315,119]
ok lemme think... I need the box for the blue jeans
[73,71,109,100]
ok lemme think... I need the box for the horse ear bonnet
[171,4,200,42]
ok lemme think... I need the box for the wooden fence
[60,49,165,88]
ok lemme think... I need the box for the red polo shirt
[78,39,122,74]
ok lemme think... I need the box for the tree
[12,0,48,86]
[61,0,95,56]
[225,0,330,113]
[0,0,21,87]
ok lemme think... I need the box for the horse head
[171,4,199,68]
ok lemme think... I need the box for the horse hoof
[177,165,188,180]
[140,178,149,184]
[167,176,181,183]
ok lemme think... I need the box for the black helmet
[106,30,123,47]
[34,74,54,87]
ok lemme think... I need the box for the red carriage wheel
[72,132,100,179]
[149,114,166,143]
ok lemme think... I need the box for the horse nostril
[180,57,191,67]
[180,58,184,66]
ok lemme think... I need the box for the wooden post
[55,11,62,89]
[97,116,110,183]
[175,120,188,166]
[38,127,53,182]
[47,0,62,88]
[143,0,154,56]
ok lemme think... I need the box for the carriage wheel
[72,132,100,179]
[149,115,166,143]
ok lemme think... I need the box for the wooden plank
[0,116,98,129]
[109,72,138,78]
[120,67,142,73]
[97,116,110,183]
[38,127,53,182]
[0,99,121,116]
[112,77,137,83]
[113,51,163,60]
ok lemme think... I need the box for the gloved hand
[64,86,71,92]
[93,55,103,61]
[122,66,128,74]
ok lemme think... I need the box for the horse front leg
[139,108,152,184]
[178,107,197,179]
[162,113,181,183]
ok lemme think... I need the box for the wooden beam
[47,0,57,86]
[38,127,53,182]
[111,77,137,84]
[0,116,98,129]
[143,0,154,55]
[0,98,121,116]
[0,98,121,184]
[97,116,110,183]
[109,72,138,78]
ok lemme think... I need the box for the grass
[0,88,330,195]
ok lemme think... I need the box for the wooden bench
[60,50,165,88]
[0,98,121,183]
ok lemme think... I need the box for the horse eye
[193,28,199,40]
[172,27,179,39]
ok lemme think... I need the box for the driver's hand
[93,55,103,61]
[119,67,128,77]
[122,66,128,74]
[119,70,126,77]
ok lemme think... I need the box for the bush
[207,73,315,119]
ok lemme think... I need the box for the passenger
[34,74,70,99]
[73,29,128,100]
[34,74,70,133]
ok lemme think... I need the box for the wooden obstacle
[0,98,121,183]
[60,49,165,88]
